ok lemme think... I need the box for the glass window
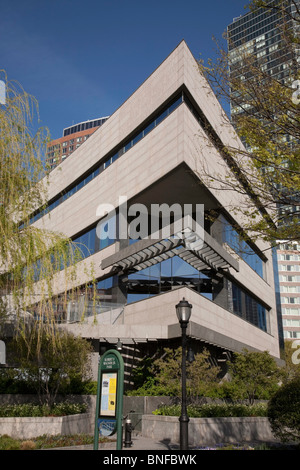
[67,187,75,198]
[161,258,172,278]
[93,167,100,178]
[168,95,183,113]
[84,173,93,185]
[76,180,84,192]
[124,141,132,152]
[221,215,264,278]
[155,109,168,126]
[232,284,242,316]
[98,214,117,250]
[96,276,114,291]
[104,158,112,169]
[143,121,155,137]
[74,227,96,259]
[172,256,199,278]
[148,264,160,280]
[132,132,143,146]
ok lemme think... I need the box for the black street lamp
[176,297,192,451]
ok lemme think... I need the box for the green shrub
[0,433,109,450]
[33,433,96,449]
[58,378,97,395]
[80,381,97,395]
[50,402,87,416]
[0,369,97,395]
[0,435,21,450]
[126,381,177,397]
[268,378,300,443]
[0,402,87,417]
[153,402,268,418]
[0,371,36,394]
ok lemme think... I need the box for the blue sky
[1,0,248,140]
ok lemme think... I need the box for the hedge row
[153,402,268,418]
[0,402,87,417]
[0,377,97,395]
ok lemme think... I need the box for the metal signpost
[93,349,124,450]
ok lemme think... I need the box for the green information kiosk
[93,349,124,450]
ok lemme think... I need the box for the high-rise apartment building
[26,41,283,382]
[277,241,300,339]
[228,0,299,110]
[227,0,300,341]
[46,117,109,171]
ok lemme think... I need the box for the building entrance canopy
[101,216,239,275]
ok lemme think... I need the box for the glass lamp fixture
[176,298,192,323]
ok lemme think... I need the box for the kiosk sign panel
[94,350,124,450]
[100,372,117,417]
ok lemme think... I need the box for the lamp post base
[179,414,189,450]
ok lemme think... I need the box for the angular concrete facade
[32,41,283,380]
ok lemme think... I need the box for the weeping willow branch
[0,72,96,355]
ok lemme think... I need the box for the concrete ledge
[0,413,93,439]
[142,414,277,446]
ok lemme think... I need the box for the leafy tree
[8,324,93,408]
[198,0,300,243]
[0,72,95,354]
[132,347,221,398]
[268,377,300,443]
[187,348,221,397]
[130,356,156,391]
[226,349,281,404]
[151,347,182,396]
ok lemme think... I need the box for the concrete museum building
[31,41,283,382]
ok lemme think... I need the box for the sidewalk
[50,433,180,451]
[100,434,177,451]
[49,434,290,451]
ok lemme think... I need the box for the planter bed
[142,415,278,446]
[0,412,93,439]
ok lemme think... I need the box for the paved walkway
[50,435,293,451]
[102,435,176,450]
[52,434,179,451]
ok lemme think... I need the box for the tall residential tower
[227,0,300,341]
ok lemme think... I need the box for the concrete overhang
[62,322,169,344]
[168,321,251,354]
[98,321,245,352]
[96,321,283,365]
[64,319,258,356]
